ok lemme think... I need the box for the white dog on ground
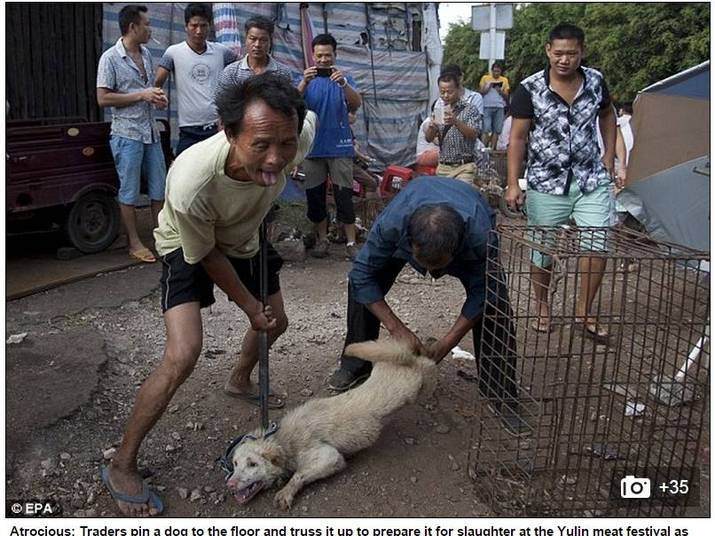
[223,339,436,510]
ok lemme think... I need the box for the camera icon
[621,475,651,499]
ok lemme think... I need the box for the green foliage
[442,3,710,103]
[441,21,487,89]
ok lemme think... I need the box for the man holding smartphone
[297,33,362,260]
[479,62,510,150]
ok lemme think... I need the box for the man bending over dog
[101,73,316,517]
[327,176,527,436]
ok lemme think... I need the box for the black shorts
[159,245,284,313]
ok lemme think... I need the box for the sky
[439,2,478,41]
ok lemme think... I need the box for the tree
[441,21,487,90]
[442,3,710,103]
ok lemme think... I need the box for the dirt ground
[5,209,710,519]
[5,235,492,518]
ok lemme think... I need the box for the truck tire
[64,192,120,253]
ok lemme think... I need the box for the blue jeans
[483,107,505,134]
[176,124,219,156]
[109,135,166,205]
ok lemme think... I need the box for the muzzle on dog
[217,421,279,481]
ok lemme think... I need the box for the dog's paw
[274,488,294,510]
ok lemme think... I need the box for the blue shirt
[301,74,356,159]
[350,176,497,320]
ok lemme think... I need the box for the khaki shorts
[302,157,353,190]
[436,161,476,184]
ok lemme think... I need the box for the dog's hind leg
[273,445,346,510]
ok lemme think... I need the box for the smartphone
[492,81,503,87]
[316,67,333,77]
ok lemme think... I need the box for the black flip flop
[101,466,164,515]
[582,323,610,345]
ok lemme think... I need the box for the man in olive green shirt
[102,73,315,517]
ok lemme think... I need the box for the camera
[316,67,333,77]
[620,475,651,499]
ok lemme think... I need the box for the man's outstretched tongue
[260,170,278,186]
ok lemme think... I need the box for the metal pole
[258,221,269,430]
[489,2,496,71]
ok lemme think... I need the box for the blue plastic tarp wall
[101,2,437,168]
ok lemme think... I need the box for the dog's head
[225,438,287,505]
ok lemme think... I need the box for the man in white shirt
[416,115,439,168]
[155,3,237,155]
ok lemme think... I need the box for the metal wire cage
[469,224,710,517]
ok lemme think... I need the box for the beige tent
[621,61,710,252]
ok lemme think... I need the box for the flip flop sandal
[129,248,156,263]
[223,389,286,409]
[101,466,164,515]
[582,323,610,345]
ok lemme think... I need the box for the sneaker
[345,242,359,260]
[327,368,370,392]
[488,401,530,437]
[310,239,329,258]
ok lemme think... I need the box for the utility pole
[473,3,512,64]
[489,2,497,71]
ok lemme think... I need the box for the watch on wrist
[338,79,347,88]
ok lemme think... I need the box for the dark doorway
[6,3,103,121]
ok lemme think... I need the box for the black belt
[440,158,473,166]
[181,123,217,131]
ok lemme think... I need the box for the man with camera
[424,72,481,183]
[297,33,362,260]
[479,62,510,150]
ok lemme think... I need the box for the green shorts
[526,180,613,267]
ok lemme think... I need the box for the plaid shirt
[215,55,292,98]
[437,99,481,164]
[511,66,611,194]
[96,38,160,143]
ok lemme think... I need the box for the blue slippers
[101,466,164,515]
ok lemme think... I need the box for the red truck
[6,118,172,253]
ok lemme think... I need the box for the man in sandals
[505,23,622,342]
[101,73,316,516]
[97,5,168,263]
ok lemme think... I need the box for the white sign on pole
[472,4,513,31]
[479,31,505,60]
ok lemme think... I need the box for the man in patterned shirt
[505,23,621,342]
[424,72,481,183]
[215,16,292,96]
[97,4,168,263]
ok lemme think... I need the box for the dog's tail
[343,339,430,367]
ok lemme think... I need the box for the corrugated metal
[6,3,103,121]
[212,2,434,167]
